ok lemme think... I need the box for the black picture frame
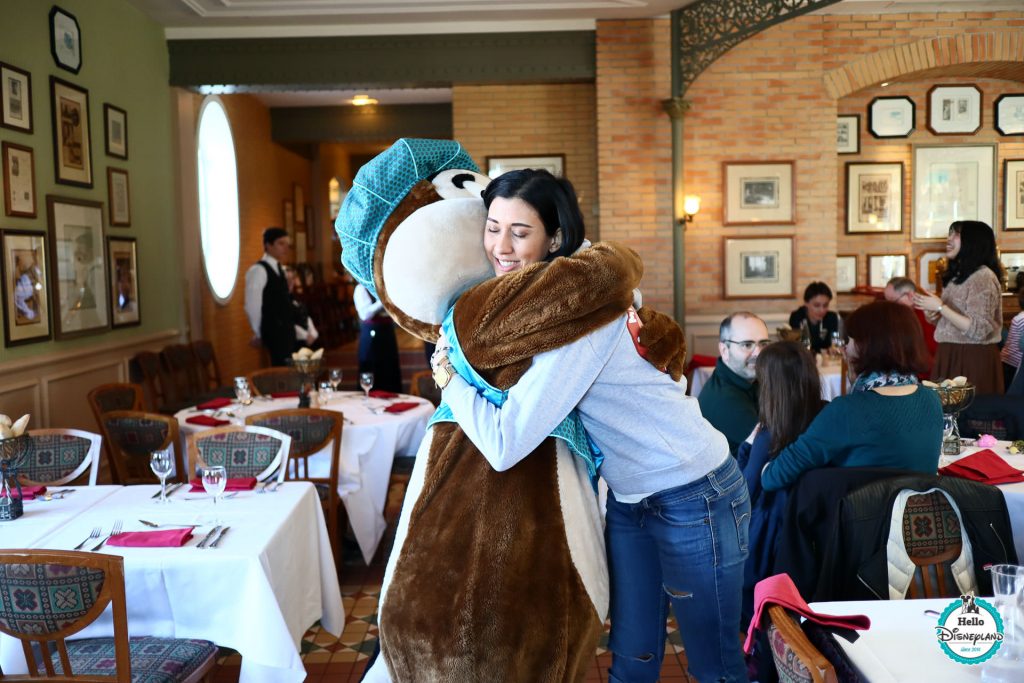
[868,96,916,139]
[927,84,982,136]
[0,61,33,134]
[107,236,140,328]
[995,94,1024,137]
[0,229,52,346]
[46,195,109,340]
[49,6,82,75]
[49,76,93,188]
[104,104,128,159]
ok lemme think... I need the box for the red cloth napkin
[743,573,871,654]
[939,449,1024,485]
[369,390,399,399]
[1,484,46,500]
[270,391,300,398]
[188,477,258,492]
[384,401,420,414]
[107,528,195,548]
[690,354,718,368]
[195,397,232,410]
[185,415,230,427]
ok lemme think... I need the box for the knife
[197,525,222,549]
[150,482,183,500]
[209,526,230,548]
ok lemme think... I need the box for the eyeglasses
[722,339,771,352]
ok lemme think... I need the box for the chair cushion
[767,622,813,683]
[0,563,104,636]
[55,636,216,682]
[902,491,961,559]
[22,434,91,485]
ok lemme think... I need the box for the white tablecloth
[689,362,846,400]
[176,393,433,564]
[0,483,344,683]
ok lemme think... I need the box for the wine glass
[360,372,374,403]
[329,368,343,392]
[201,465,227,523]
[318,381,333,406]
[233,377,252,406]
[150,449,173,504]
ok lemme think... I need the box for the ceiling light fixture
[351,94,378,106]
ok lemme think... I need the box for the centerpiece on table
[923,376,975,456]
[0,413,33,521]
[286,347,325,408]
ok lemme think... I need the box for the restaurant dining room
[2,0,1024,682]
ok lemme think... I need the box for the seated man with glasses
[698,312,770,456]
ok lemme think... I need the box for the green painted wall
[0,0,182,361]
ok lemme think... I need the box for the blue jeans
[606,457,750,683]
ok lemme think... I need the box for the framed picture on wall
[0,229,51,346]
[107,236,139,327]
[723,235,794,299]
[927,85,982,135]
[0,62,33,133]
[2,142,36,218]
[837,115,859,154]
[486,154,565,178]
[722,161,794,225]
[912,144,995,240]
[1003,252,1024,290]
[867,253,907,289]
[46,196,109,339]
[103,104,128,159]
[995,94,1024,136]
[1004,159,1024,231]
[107,167,131,226]
[49,77,92,188]
[836,255,857,293]
[49,6,82,74]
[918,251,945,293]
[868,96,915,138]
[845,162,903,233]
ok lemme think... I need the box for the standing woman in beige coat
[914,220,1004,393]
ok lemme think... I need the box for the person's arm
[441,322,616,472]
[354,285,384,321]
[761,402,843,491]
[244,264,266,338]
[914,285,992,337]
[788,308,802,329]
[306,316,319,344]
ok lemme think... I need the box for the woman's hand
[912,291,943,313]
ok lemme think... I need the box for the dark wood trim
[270,103,452,144]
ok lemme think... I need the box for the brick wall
[453,83,599,239]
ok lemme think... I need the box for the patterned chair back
[87,383,143,422]
[187,425,290,482]
[247,368,303,397]
[901,490,963,598]
[129,350,169,412]
[21,429,102,486]
[765,605,838,683]
[100,411,182,484]
[190,339,223,389]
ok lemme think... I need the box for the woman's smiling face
[483,196,558,276]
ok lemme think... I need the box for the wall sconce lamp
[680,195,701,227]
[351,94,378,106]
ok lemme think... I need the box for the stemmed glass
[318,381,333,406]
[360,372,374,403]
[150,449,173,504]
[201,465,227,523]
[329,368,343,392]
[233,377,252,406]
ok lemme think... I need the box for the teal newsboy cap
[335,138,478,298]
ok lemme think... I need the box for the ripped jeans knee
[663,584,692,600]
[606,649,660,683]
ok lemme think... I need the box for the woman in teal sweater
[762,301,942,491]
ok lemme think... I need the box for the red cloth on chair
[690,354,718,368]
[939,449,1024,485]
[189,477,258,492]
[270,391,300,399]
[369,390,400,399]
[743,573,871,654]
[1,484,46,500]
[384,401,419,414]
[107,528,195,547]
[195,397,232,410]
[185,415,230,427]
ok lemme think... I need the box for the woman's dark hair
[481,169,585,259]
[845,300,928,376]
[943,220,1003,286]
[756,342,823,456]
[803,281,833,303]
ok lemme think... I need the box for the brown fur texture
[380,242,643,682]
[636,306,687,382]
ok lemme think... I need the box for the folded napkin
[0,484,46,500]
[744,573,871,654]
[195,397,233,410]
[189,477,258,492]
[939,449,1024,485]
[107,527,195,548]
[369,390,399,399]
[384,401,420,414]
[270,390,300,398]
[185,415,230,427]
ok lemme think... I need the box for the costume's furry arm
[636,307,687,382]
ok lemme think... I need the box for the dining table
[689,357,846,401]
[175,391,434,564]
[0,482,345,683]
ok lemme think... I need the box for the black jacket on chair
[817,474,1017,601]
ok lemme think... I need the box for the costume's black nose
[451,173,475,189]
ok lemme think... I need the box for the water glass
[233,377,252,406]
[329,368,343,392]
[201,465,228,523]
[360,372,374,402]
[318,381,333,406]
[150,449,173,504]
[981,564,1024,682]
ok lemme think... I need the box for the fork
[90,520,123,552]
[74,527,101,550]
[43,489,74,501]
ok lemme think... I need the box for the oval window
[196,97,239,303]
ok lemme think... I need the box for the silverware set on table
[74,520,123,551]
[257,481,282,494]
[150,482,185,499]
[41,488,75,501]
[197,525,230,548]
[72,519,230,550]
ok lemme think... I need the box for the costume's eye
[432,169,490,200]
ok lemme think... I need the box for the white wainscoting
[0,329,180,430]
[684,312,790,358]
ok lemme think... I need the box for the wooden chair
[187,425,289,482]
[408,369,441,406]
[0,549,216,682]
[840,355,848,396]
[765,605,838,683]
[247,367,303,397]
[87,383,144,484]
[160,344,204,407]
[190,340,223,390]
[902,490,963,598]
[20,429,102,486]
[129,351,171,413]
[99,411,184,485]
[246,409,343,564]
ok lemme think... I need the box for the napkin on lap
[196,397,232,410]
[939,449,1024,485]
[369,390,399,399]
[384,401,420,413]
[107,528,195,547]
[185,415,230,427]
[189,477,258,492]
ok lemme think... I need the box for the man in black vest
[244,227,293,366]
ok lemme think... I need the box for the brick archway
[824,31,1024,99]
